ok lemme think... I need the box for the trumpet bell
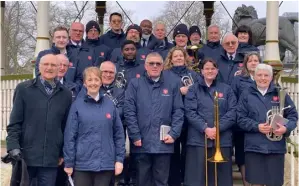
[208,148,228,163]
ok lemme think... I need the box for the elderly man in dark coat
[6,54,72,186]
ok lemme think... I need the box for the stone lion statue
[233,5,298,61]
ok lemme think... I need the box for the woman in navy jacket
[234,25,259,57]
[163,47,198,186]
[230,52,261,186]
[184,59,237,186]
[237,64,298,186]
[63,67,125,186]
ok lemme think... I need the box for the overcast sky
[112,1,298,24]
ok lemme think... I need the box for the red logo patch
[163,89,168,95]
[136,74,140,78]
[218,92,223,98]
[106,113,111,119]
[88,56,92,60]
[100,52,104,56]
[239,63,243,67]
[273,96,279,101]
[69,62,73,67]
[141,55,145,59]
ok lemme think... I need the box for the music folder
[270,114,289,130]
[160,125,171,140]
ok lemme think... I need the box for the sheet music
[271,114,289,130]
[160,125,171,140]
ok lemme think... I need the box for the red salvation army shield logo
[218,92,224,98]
[273,96,279,102]
[136,74,140,78]
[100,52,104,56]
[88,56,92,60]
[163,89,168,95]
[69,62,73,67]
[141,55,145,59]
[239,63,243,67]
[106,113,111,119]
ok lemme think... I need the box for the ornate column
[0,2,5,75]
[264,1,282,84]
[32,1,50,77]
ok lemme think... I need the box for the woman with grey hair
[237,64,298,186]
[231,52,262,186]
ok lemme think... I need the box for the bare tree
[151,1,232,42]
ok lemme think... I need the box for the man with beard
[140,19,159,48]
[110,24,150,63]
[99,12,126,49]
[188,26,202,46]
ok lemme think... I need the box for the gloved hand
[8,149,22,161]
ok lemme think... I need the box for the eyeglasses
[88,29,99,34]
[224,41,237,46]
[71,29,83,33]
[147,62,163,67]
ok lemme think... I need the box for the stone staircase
[232,156,244,186]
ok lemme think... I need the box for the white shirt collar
[227,52,236,60]
[95,93,100,101]
[60,78,63,84]
[152,77,160,82]
[71,40,81,47]
[257,87,268,96]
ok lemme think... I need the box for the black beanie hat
[173,24,189,39]
[121,40,136,50]
[189,26,201,37]
[126,24,142,38]
[86,20,101,33]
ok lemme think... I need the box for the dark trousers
[184,146,233,186]
[136,153,171,186]
[74,170,114,186]
[55,163,68,186]
[168,127,187,186]
[27,166,57,186]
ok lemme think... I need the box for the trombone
[205,91,228,186]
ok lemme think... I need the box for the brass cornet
[266,88,291,141]
[115,70,127,89]
[181,73,194,87]
[187,44,203,73]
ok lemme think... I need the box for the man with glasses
[99,12,126,49]
[110,24,150,63]
[124,52,184,186]
[198,24,223,61]
[217,33,243,85]
[6,54,72,186]
[69,22,84,48]
[74,20,111,89]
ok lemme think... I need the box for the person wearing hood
[198,24,223,61]
[99,12,126,49]
[35,26,77,81]
[188,25,203,46]
[163,47,199,186]
[184,58,237,186]
[110,24,151,63]
[151,22,174,57]
[74,20,112,89]
[234,25,259,57]
[237,64,298,186]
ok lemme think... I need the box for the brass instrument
[115,69,127,88]
[266,88,291,141]
[181,73,194,87]
[205,91,228,186]
[186,44,202,73]
[104,90,119,106]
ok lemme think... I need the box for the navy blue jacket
[237,42,259,57]
[61,79,79,102]
[63,93,125,171]
[35,45,77,78]
[184,77,237,147]
[110,43,151,63]
[237,83,298,154]
[101,84,125,120]
[231,75,254,100]
[198,41,223,61]
[124,72,184,153]
[216,49,244,85]
[74,39,111,88]
[115,57,146,89]
[99,30,126,49]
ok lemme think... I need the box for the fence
[0,75,298,185]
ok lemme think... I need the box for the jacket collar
[206,40,221,48]
[144,71,164,85]
[107,29,125,38]
[249,81,278,96]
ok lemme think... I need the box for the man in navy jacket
[99,12,126,49]
[124,52,184,186]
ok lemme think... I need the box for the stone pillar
[264,1,282,80]
[32,1,50,77]
[203,1,215,42]
[0,2,5,75]
[95,1,106,35]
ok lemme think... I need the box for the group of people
[5,11,298,186]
